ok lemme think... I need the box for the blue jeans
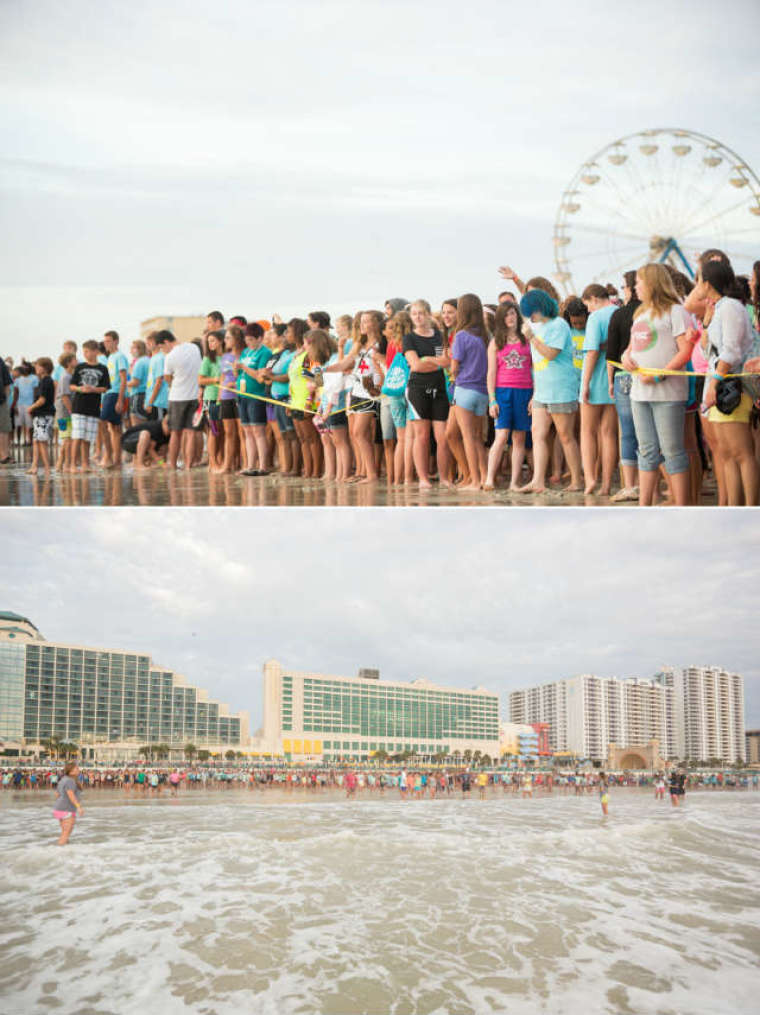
[631,399,688,475]
[614,372,637,468]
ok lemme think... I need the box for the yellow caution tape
[608,361,759,379]
[217,385,375,416]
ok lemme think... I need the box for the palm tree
[40,736,62,760]
[463,749,472,764]
[140,745,153,760]
[197,749,210,762]
[225,750,236,761]
[184,743,197,761]
[481,753,492,767]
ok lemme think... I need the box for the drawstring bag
[381,352,410,398]
[715,377,742,415]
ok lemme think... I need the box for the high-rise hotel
[257,660,500,761]
[0,612,249,758]
[509,666,745,764]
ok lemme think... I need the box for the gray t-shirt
[54,775,81,812]
[55,371,72,419]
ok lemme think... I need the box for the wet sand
[0,451,718,508]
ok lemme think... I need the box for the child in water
[598,772,609,817]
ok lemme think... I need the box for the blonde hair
[634,263,681,319]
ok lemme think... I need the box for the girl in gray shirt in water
[53,762,83,845]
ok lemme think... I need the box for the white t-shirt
[629,304,689,403]
[706,297,754,373]
[164,342,201,402]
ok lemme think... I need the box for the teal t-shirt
[583,305,616,405]
[531,318,578,404]
[238,344,271,398]
[129,355,149,395]
[270,348,294,399]
[107,351,129,393]
[146,351,169,409]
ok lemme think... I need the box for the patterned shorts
[71,414,100,442]
[32,416,54,442]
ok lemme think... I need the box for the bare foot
[457,483,482,493]
[25,466,37,475]
[516,484,546,494]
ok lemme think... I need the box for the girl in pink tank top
[486,302,534,489]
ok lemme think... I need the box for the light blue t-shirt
[14,375,36,406]
[129,355,150,395]
[146,351,168,409]
[107,351,129,393]
[583,304,616,405]
[270,348,295,400]
[530,317,578,404]
[238,344,271,398]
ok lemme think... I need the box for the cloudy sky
[2,0,759,361]
[4,509,759,726]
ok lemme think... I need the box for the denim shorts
[238,395,267,426]
[388,394,407,430]
[453,386,489,416]
[274,402,294,433]
[327,409,348,430]
[100,391,122,425]
[494,387,532,431]
[380,398,396,440]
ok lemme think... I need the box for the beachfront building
[509,674,675,762]
[654,666,746,763]
[140,315,205,343]
[0,612,249,760]
[498,722,541,761]
[746,730,760,765]
[257,660,500,762]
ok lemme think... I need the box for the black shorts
[407,382,450,422]
[168,399,197,432]
[220,399,239,421]
[290,409,306,422]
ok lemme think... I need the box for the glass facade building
[0,614,248,752]
[261,660,500,761]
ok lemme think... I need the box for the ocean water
[1,789,758,1014]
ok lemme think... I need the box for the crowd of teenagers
[4,763,753,845]
[4,253,759,505]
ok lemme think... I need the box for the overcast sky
[2,0,759,361]
[4,509,759,727]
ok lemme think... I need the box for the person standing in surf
[53,762,83,846]
[598,772,609,816]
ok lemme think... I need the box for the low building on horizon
[140,315,206,343]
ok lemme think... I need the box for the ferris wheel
[553,128,760,295]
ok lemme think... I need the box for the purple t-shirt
[220,352,237,400]
[451,330,488,394]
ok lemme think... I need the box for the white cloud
[3,508,759,726]
[1,0,759,358]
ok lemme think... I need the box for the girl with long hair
[441,298,468,484]
[286,318,322,478]
[450,293,490,491]
[621,263,693,506]
[199,330,223,471]
[385,311,414,484]
[697,259,758,504]
[485,301,532,490]
[216,325,244,474]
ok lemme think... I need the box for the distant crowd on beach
[4,251,760,504]
[5,763,756,845]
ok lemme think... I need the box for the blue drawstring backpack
[381,352,410,397]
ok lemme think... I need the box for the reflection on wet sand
[0,456,718,508]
